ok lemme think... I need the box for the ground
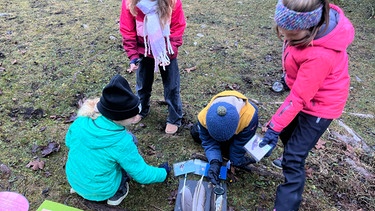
[0,0,374,210]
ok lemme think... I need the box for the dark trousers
[136,57,182,126]
[275,112,332,211]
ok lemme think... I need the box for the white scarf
[136,0,174,72]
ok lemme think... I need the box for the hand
[158,162,171,175]
[127,63,139,73]
[127,58,141,73]
[259,128,280,157]
[208,159,221,185]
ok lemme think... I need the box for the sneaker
[165,123,178,134]
[272,156,283,170]
[132,114,143,124]
[107,182,129,206]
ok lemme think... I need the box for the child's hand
[127,63,138,73]
[207,159,221,185]
[261,123,268,132]
[127,58,141,73]
[259,128,280,157]
[158,162,171,175]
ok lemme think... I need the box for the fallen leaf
[148,145,156,151]
[42,188,49,196]
[184,66,197,73]
[305,167,313,179]
[31,144,40,154]
[49,115,65,121]
[225,83,240,90]
[64,113,77,124]
[228,166,239,183]
[146,149,156,156]
[346,144,355,155]
[26,159,45,170]
[41,141,60,157]
[0,164,11,179]
[167,189,177,205]
[77,98,87,109]
[315,139,326,149]
[44,171,52,177]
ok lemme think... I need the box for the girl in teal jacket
[65,75,168,205]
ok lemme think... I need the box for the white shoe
[70,188,76,194]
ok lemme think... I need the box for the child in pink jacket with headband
[259,0,355,210]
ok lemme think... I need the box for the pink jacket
[119,0,186,61]
[269,4,355,133]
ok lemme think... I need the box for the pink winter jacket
[119,0,186,62]
[269,4,355,133]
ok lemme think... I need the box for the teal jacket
[65,115,166,201]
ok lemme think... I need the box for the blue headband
[274,0,323,30]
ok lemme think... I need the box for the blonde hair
[276,0,330,47]
[77,98,101,119]
[127,0,176,28]
[77,98,134,125]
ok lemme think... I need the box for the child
[190,90,259,185]
[259,0,355,210]
[119,0,186,134]
[65,74,170,206]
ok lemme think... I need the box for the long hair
[127,0,176,28]
[276,0,330,47]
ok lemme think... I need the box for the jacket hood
[77,116,128,149]
[313,4,355,52]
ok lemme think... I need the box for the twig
[369,4,374,20]
[150,204,163,211]
[343,111,374,118]
[333,120,373,154]
[345,158,373,179]
[336,119,362,142]
[267,102,283,105]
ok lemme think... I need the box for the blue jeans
[275,112,332,211]
[136,57,182,126]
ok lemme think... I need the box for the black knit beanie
[97,74,140,121]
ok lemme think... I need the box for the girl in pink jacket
[119,0,186,134]
[259,0,355,210]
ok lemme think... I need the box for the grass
[0,0,374,210]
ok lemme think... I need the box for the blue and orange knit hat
[206,102,239,141]
[274,0,323,30]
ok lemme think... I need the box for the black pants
[275,112,332,211]
[113,169,130,197]
[190,122,201,144]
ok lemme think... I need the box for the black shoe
[272,156,283,170]
[107,182,129,206]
